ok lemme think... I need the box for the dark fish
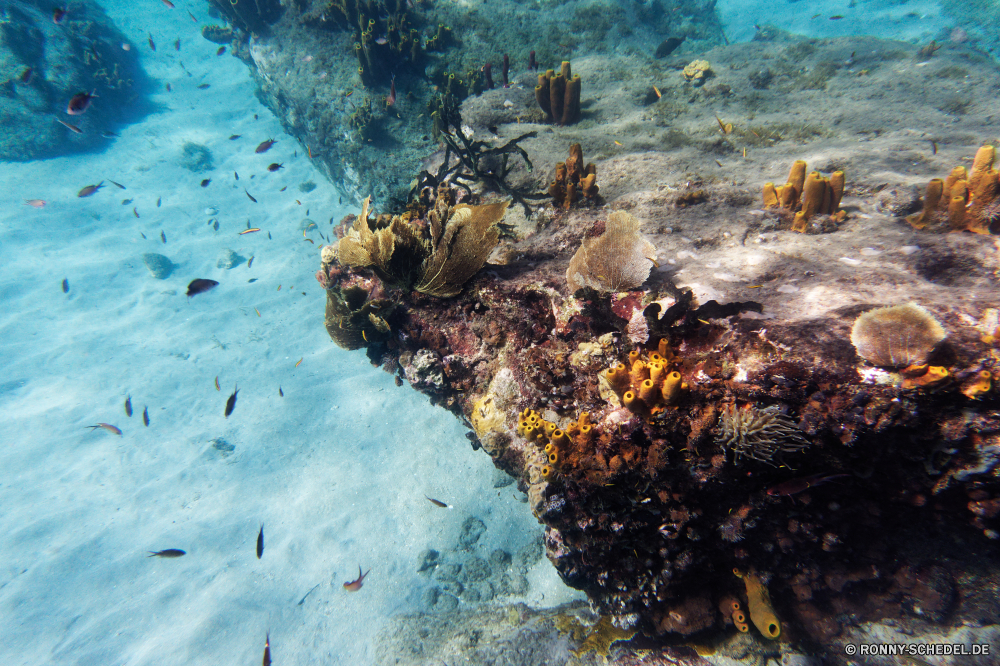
[297,583,320,605]
[148,549,185,557]
[101,130,119,138]
[268,231,271,240]
[235,171,239,181]
[162,0,175,7]
[133,207,139,218]
[217,46,226,56]
[279,186,287,192]
[245,189,257,203]
[224,385,238,418]
[187,10,197,21]
[165,83,171,92]
[424,495,449,508]
[255,139,276,153]
[829,15,844,20]
[262,632,271,666]
[201,179,211,187]
[267,163,283,172]
[57,119,83,133]
[343,565,370,591]
[930,140,938,155]
[174,38,181,50]
[148,33,156,51]
[249,278,258,283]
[766,473,848,499]
[143,406,150,426]
[229,134,241,140]
[78,182,104,197]
[247,256,254,268]
[125,395,133,417]
[140,232,147,239]
[62,278,69,293]
[197,83,210,89]
[215,376,221,391]
[187,278,219,296]
[386,75,396,107]
[654,36,684,58]
[256,524,264,559]
[19,67,33,84]
[279,387,283,397]
[156,197,161,207]
[52,7,67,23]
[121,198,133,205]
[88,423,122,436]
[161,230,167,244]
[67,90,96,115]
[108,180,126,189]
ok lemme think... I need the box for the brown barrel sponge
[850,303,946,368]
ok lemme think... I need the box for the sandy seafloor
[0,0,980,664]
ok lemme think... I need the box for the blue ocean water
[0,0,989,663]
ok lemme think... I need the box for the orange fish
[24,199,46,208]
[88,423,122,436]
[78,182,104,197]
[239,228,260,235]
[343,565,370,591]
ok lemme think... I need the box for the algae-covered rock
[142,253,174,279]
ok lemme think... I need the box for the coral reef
[535,61,582,125]
[907,144,1000,234]
[762,160,846,233]
[548,143,600,210]
[850,303,947,368]
[566,212,657,293]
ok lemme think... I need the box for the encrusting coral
[762,160,846,232]
[549,143,599,209]
[566,211,657,293]
[335,188,510,298]
[602,338,687,419]
[682,59,712,84]
[907,145,1000,234]
[850,303,947,368]
[535,61,582,125]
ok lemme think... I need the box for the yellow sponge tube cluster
[517,409,594,479]
[762,160,846,233]
[734,569,781,640]
[603,338,687,419]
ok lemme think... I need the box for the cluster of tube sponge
[763,160,846,233]
[734,569,781,639]
[603,339,687,419]
[535,61,582,125]
[907,145,1000,234]
[516,409,595,480]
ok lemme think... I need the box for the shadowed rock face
[0,0,154,160]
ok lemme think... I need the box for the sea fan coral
[717,404,809,466]
[566,211,657,293]
[850,303,946,368]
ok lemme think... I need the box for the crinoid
[716,403,810,466]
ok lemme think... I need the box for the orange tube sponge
[622,390,650,419]
[662,371,684,404]
[551,429,571,449]
[907,178,945,230]
[576,424,594,445]
[629,360,649,386]
[657,338,669,358]
[605,363,631,393]
[649,362,666,385]
[638,378,660,406]
[734,570,781,640]
[962,370,992,399]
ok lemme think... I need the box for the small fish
[279,387,283,397]
[215,376,221,391]
[304,238,314,244]
[245,189,257,203]
[148,33,156,51]
[767,473,848,499]
[302,55,314,63]
[125,395,133,417]
[133,207,139,218]
[156,197,161,207]
[88,423,122,436]
[52,7,67,23]
[217,46,226,56]
[19,67,33,84]
[108,180,126,189]
[714,159,723,167]
[652,85,661,98]
[24,199,46,208]
[148,549,185,558]
[255,138,276,153]
[173,39,180,52]
[230,134,241,140]
[295,200,301,205]
[829,15,844,20]
[268,232,271,240]
[262,632,271,666]
[201,179,211,187]
[78,182,104,197]
[239,228,260,235]
[140,232,147,239]
[247,256,254,268]
[197,83,210,89]
[187,10,197,21]
[186,278,219,296]
[143,406,149,426]
[61,278,69,293]
[280,186,287,192]
[161,0,175,7]
[256,524,264,559]
[386,75,396,107]
[343,565,370,591]
[57,119,83,133]
[224,385,238,418]
[122,43,131,51]
[101,130,119,138]
[235,171,239,180]
[424,495,450,508]
[930,139,938,155]
[67,90,97,115]
[294,357,302,368]
[161,230,167,244]
[614,140,622,146]
[267,163,283,172]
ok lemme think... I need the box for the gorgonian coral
[566,211,657,293]
[716,404,809,466]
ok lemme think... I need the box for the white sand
[0,2,578,663]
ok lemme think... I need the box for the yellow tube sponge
[638,378,660,405]
[551,429,572,449]
[661,371,684,404]
[962,370,992,399]
[734,569,781,640]
[629,360,649,386]
[604,363,631,394]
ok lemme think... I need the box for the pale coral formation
[682,59,712,84]
[850,303,947,368]
[566,211,657,293]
